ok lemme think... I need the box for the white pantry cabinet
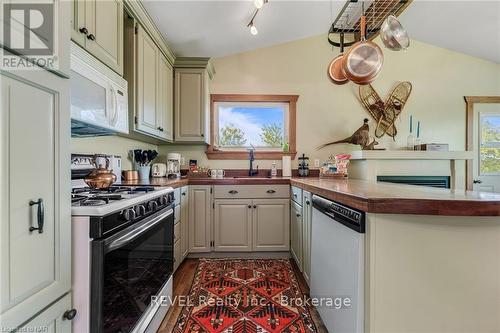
[188,186,212,253]
[71,0,124,75]
[0,70,71,329]
[18,293,72,333]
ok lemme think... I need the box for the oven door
[91,206,174,333]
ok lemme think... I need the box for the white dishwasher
[310,195,365,333]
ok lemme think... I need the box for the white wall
[160,34,500,173]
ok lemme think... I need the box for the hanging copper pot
[328,33,348,85]
[341,15,384,85]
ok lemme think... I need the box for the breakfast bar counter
[122,176,500,216]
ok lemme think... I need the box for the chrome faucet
[248,145,259,176]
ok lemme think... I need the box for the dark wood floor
[157,258,328,333]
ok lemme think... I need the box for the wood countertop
[121,177,500,216]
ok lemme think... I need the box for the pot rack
[328,0,411,48]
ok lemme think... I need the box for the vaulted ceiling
[142,1,500,63]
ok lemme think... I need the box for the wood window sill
[206,149,297,160]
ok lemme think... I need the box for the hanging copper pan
[341,15,384,85]
[327,33,348,85]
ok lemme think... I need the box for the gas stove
[71,186,157,207]
[71,185,174,217]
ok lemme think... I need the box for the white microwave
[70,43,129,136]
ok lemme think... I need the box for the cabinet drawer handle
[87,34,96,41]
[79,27,88,35]
[228,190,238,194]
[29,198,44,233]
[63,309,77,320]
[266,190,276,194]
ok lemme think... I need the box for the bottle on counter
[271,161,278,178]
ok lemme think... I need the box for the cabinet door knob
[305,200,310,205]
[248,205,252,209]
[182,192,186,196]
[296,213,301,217]
[63,309,77,320]
[266,189,276,194]
[79,27,88,35]
[253,205,257,209]
[87,34,96,41]
[29,198,44,233]
[201,133,204,137]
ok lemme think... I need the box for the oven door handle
[106,208,173,252]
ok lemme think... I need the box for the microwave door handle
[109,86,118,126]
[106,208,173,252]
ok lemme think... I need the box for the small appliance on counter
[298,154,310,177]
[152,163,167,177]
[167,153,181,179]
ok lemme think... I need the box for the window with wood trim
[207,94,298,160]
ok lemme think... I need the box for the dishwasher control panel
[312,195,365,233]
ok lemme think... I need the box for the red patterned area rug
[173,258,318,333]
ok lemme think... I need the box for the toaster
[151,163,167,177]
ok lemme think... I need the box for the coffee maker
[167,153,181,179]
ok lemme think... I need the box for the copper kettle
[84,156,117,189]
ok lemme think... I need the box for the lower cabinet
[252,199,290,251]
[188,186,212,253]
[290,201,303,270]
[214,200,253,251]
[180,186,189,258]
[302,191,312,285]
[18,293,72,333]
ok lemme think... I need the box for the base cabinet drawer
[214,185,289,199]
[18,293,72,333]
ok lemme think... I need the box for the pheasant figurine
[316,118,383,150]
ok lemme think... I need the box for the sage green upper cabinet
[135,24,159,137]
[174,67,210,143]
[157,53,174,141]
[71,0,123,75]
[123,18,174,143]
